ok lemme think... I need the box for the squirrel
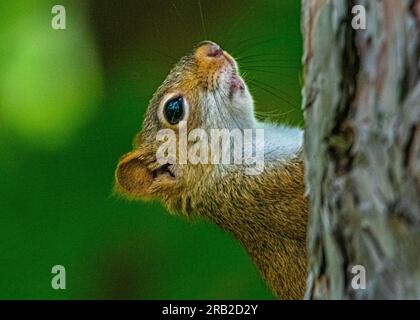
[115,41,308,299]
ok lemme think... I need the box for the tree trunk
[302,0,420,299]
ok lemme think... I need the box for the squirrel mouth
[229,73,245,94]
[221,52,244,94]
[152,163,176,179]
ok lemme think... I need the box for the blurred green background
[0,0,302,299]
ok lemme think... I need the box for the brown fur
[115,41,308,299]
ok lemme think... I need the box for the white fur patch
[256,121,303,161]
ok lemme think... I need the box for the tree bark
[302,0,420,299]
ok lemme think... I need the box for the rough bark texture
[302,0,420,299]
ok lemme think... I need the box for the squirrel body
[116,41,308,299]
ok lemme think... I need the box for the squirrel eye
[163,96,184,125]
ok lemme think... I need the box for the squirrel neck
[189,125,308,299]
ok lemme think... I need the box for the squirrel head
[115,41,255,211]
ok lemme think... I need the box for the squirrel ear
[115,150,153,198]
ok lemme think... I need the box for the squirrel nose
[199,41,223,58]
[207,43,223,57]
